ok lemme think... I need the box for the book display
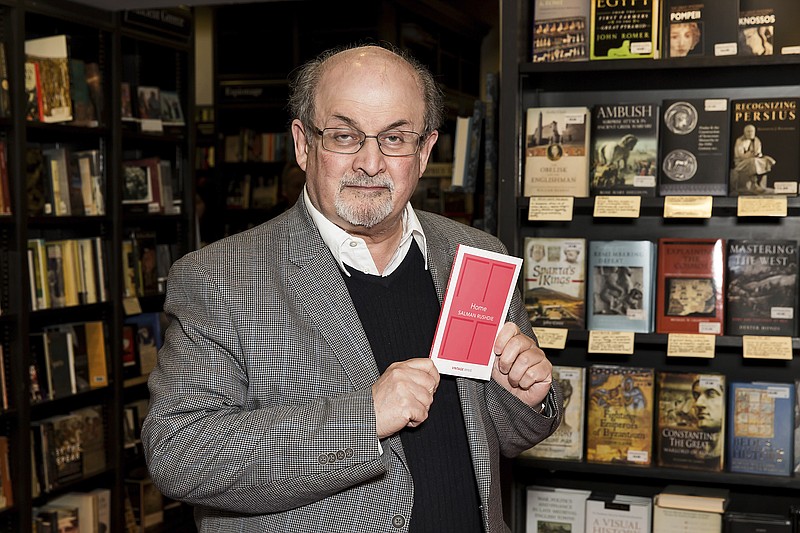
[0,3,195,532]
[497,0,800,530]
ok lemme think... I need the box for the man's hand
[372,358,440,439]
[492,322,552,409]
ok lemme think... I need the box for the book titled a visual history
[585,493,653,533]
[591,103,659,197]
[656,238,725,335]
[659,98,730,196]
[521,365,585,460]
[657,371,726,472]
[590,0,660,60]
[729,98,800,196]
[532,0,589,62]
[523,237,586,330]
[738,0,800,56]
[728,381,795,476]
[661,0,739,58]
[586,364,654,466]
[587,240,656,333]
[726,239,799,336]
[523,107,590,197]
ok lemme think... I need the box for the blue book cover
[728,381,795,476]
[587,240,656,333]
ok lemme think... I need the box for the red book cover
[429,244,522,380]
[656,238,725,335]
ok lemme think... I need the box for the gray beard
[335,174,395,228]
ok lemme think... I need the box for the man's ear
[291,119,309,171]
[417,129,439,177]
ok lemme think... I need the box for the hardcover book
[523,237,586,330]
[524,107,591,197]
[725,512,792,533]
[590,0,660,60]
[657,371,726,472]
[591,103,659,197]
[738,0,800,56]
[661,0,739,58]
[728,381,795,476]
[586,364,654,466]
[585,493,653,533]
[654,484,729,513]
[532,0,589,62]
[525,485,591,533]
[653,505,723,533]
[655,238,725,335]
[729,98,800,196]
[522,365,585,460]
[587,240,656,333]
[659,98,730,196]
[726,239,799,336]
[24,34,72,123]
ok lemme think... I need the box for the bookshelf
[0,2,195,531]
[498,2,800,531]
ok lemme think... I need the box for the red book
[656,238,725,335]
[429,244,522,380]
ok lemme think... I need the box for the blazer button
[318,454,328,464]
[392,515,405,528]
[345,448,354,458]
[328,452,337,463]
[336,450,345,460]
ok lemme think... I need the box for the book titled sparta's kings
[523,237,586,330]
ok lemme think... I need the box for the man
[732,123,775,193]
[142,43,561,532]
[683,378,725,466]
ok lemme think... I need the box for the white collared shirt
[304,187,428,276]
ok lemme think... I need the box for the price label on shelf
[663,196,713,218]
[667,333,716,358]
[533,327,568,350]
[737,196,788,217]
[587,330,635,354]
[742,335,793,360]
[593,196,641,218]
[527,197,574,221]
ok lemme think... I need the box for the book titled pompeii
[523,237,586,330]
[590,0,659,60]
[726,239,799,336]
[662,0,739,58]
[659,98,730,196]
[591,103,659,197]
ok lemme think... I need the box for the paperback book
[655,238,725,335]
[591,103,659,197]
[661,0,739,58]
[659,98,730,196]
[653,505,724,533]
[523,237,586,330]
[523,106,591,197]
[521,365,585,460]
[586,364,654,466]
[585,493,653,533]
[532,0,589,62]
[656,371,726,472]
[738,0,800,56]
[726,239,799,336]
[525,486,591,533]
[729,98,800,196]
[728,381,795,476]
[587,240,656,333]
[590,0,660,60]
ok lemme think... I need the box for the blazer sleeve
[142,253,389,514]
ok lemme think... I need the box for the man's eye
[381,132,405,145]
[332,131,359,143]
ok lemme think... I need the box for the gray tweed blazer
[142,198,562,533]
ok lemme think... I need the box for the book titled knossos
[430,244,522,381]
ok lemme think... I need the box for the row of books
[121,82,185,128]
[523,364,800,477]
[26,144,105,217]
[524,97,800,198]
[122,311,165,380]
[527,484,796,533]
[523,237,799,336]
[223,130,292,163]
[532,0,800,62]
[122,233,177,299]
[34,488,110,533]
[27,237,108,311]
[122,156,181,215]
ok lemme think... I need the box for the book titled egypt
[590,0,660,60]
[587,364,654,466]
[523,237,586,330]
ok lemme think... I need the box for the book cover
[659,98,730,196]
[523,237,586,330]
[160,90,185,126]
[653,505,723,533]
[590,0,660,60]
[50,323,90,393]
[429,244,522,380]
[726,239,799,336]
[49,413,83,486]
[84,62,104,126]
[662,0,739,58]
[67,58,98,127]
[25,144,50,216]
[42,145,72,216]
[729,98,800,196]
[738,0,800,56]
[124,312,163,376]
[73,405,106,477]
[44,330,76,399]
[125,476,165,530]
[655,238,725,335]
[50,491,99,533]
[0,436,12,509]
[532,0,589,62]
[657,371,726,471]
[24,34,73,123]
[586,240,656,333]
[725,512,792,533]
[591,103,659,197]
[523,106,591,197]
[586,364,654,466]
[728,381,794,476]
[795,378,800,474]
[29,333,50,402]
[585,493,653,533]
[654,484,729,513]
[521,365,585,460]
[525,485,591,533]
[23,61,42,121]
[72,149,104,216]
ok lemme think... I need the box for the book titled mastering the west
[430,244,522,381]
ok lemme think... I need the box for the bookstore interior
[1,0,800,531]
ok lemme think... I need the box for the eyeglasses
[313,126,423,157]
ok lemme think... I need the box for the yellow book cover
[85,321,108,389]
[590,0,660,60]
[587,364,654,465]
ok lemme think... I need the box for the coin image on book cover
[664,101,698,134]
[663,149,698,181]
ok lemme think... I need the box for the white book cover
[585,494,652,533]
[527,485,592,533]
[653,505,722,533]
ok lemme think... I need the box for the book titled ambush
[429,245,522,381]
[726,239,799,336]
[523,237,586,330]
